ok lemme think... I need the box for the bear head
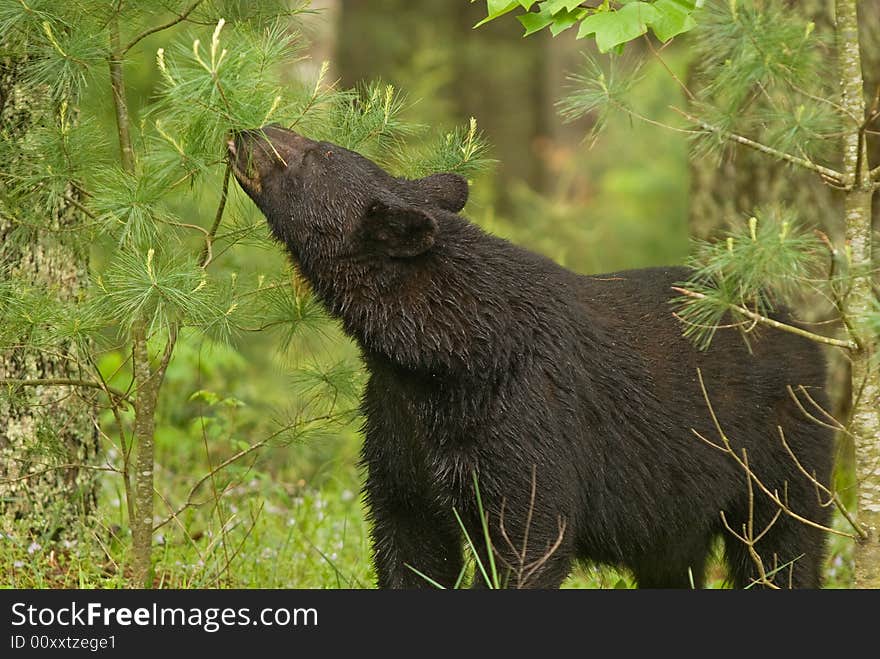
[227,125,469,262]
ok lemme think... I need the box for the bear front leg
[364,469,464,589]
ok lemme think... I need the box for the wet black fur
[231,126,834,589]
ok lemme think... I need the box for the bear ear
[408,172,469,213]
[361,197,439,258]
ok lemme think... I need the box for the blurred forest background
[2,0,876,588]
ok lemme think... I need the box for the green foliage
[695,1,823,95]
[557,55,640,142]
[149,19,311,181]
[252,279,331,352]
[472,0,703,51]
[394,117,494,179]
[673,208,824,349]
[0,2,109,99]
[91,167,172,246]
[97,247,217,334]
[0,106,107,232]
[304,81,415,164]
[690,0,839,162]
[0,275,102,354]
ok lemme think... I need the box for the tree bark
[836,0,880,589]
[129,321,156,588]
[0,55,98,539]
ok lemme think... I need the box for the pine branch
[109,18,135,173]
[785,80,862,126]
[643,34,695,102]
[672,108,847,186]
[0,377,132,404]
[671,287,857,350]
[121,0,205,56]
[200,164,231,268]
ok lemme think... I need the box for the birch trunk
[836,0,880,588]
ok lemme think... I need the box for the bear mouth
[226,137,262,194]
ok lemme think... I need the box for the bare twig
[777,423,866,539]
[152,411,348,531]
[210,501,264,586]
[786,385,848,435]
[197,375,232,584]
[121,0,205,55]
[151,487,206,562]
[157,217,210,237]
[495,466,567,589]
[0,462,119,485]
[200,164,231,268]
[521,519,567,586]
[693,369,856,540]
[108,18,135,173]
[521,465,537,565]
[717,448,782,589]
[66,195,97,220]
[619,104,700,134]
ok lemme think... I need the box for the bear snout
[228,127,316,190]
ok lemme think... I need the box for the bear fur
[229,125,833,589]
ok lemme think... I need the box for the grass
[1,455,372,589]
[0,427,856,589]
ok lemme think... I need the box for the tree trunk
[0,55,98,539]
[836,0,880,589]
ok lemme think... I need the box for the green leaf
[473,0,534,28]
[577,3,658,52]
[550,8,588,36]
[541,0,584,13]
[190,389,221,406]
[491,0,532,10]
[649,0,698,42]
[518,4,556,36]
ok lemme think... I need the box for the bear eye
[325,150,333,159]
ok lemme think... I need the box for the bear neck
[292,215,583,377]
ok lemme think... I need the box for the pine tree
[0,0,490,587]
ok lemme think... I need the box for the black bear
[229,125,833,589]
